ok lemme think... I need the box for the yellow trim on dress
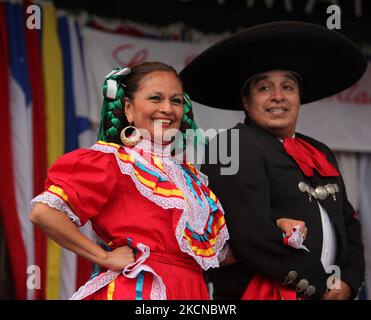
[182,215,226,256]
[48,185,69,202]
[96,140,120,149]
[107,279,115,300]
[135,171,185,198]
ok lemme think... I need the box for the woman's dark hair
[124,61,179,99]
[99,61,181,144]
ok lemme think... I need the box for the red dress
[32,139,229,300]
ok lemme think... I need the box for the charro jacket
[202,119,364,299]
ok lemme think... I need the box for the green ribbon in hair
[179,93,208,151]
[98,67,130,142]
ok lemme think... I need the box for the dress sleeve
[32,148,118,226]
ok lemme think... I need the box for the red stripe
[0,3,27,299]
[76,256,92,290]
[24,0,47,300]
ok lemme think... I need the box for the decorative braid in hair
[179,93,208,150]
[98,67,131,143]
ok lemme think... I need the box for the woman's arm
[30,203,134,271]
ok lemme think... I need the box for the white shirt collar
[278,133,296,143]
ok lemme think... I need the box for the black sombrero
[180,21,367,110]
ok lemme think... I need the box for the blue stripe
[127,237,137,257]
[38,18,42,47]
[15,4,31,106]
[89,241,111,280]
[89,264,101,280]
[205,194,218,212]
[187,228,209,242]
[180,164,219,212]
[74,20,87,75]
[76,117,91,135]
[206,213,214,233]
[175,162,224,242]
[180,165,204,209]
[185,173,203,207]
[176,163,204,208]
[186,224,209,242]
[187,213,214,241]
[58,15,78,152]
[6,2,32,106]
[127,237,133,248]
[73,20,91,137]
[135,162,168,182]
[127,237,144,299]
[185,208,219,242]
[135,271,145,300]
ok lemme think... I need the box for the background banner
[83,28,371,152]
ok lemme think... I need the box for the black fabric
[0,215,15,299]
[202,121,364,299]
[180,21,367,110]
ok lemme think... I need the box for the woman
[30,62,230,300]
[30,61,306,300]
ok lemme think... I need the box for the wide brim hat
[180,21,367,110]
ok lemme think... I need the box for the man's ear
[241,95,249,112]
[124,98,133,123]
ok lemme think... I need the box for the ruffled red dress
[32,139,229,300]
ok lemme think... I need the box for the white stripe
[334,152,359,210]
[59,18,96,299]
[359,155,371,298]
[9,77,34,299]
[68,17,96,148]
[60,249,77,299]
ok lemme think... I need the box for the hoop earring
[120,125,141,146]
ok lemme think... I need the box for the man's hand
[322,280,352,300]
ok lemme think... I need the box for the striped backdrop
[0,1,94,299]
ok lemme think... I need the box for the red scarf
[283,137,339,177]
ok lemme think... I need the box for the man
[180,21,366,300]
